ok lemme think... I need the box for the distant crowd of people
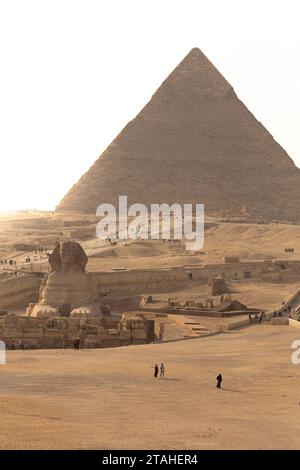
[0,259,16,266]
[249,301,293,324]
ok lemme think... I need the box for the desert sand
[1,212,300,449]
[1,324,300,450]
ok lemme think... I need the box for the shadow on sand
[221,387,246,393]
[157,378,181,382]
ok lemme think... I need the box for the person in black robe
[216,373,223,389]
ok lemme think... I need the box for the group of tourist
[249,304,292,324]
[249,312,266,323]
[152,363,223,389]
[34,246,48,254]
[0,259,16,266]
[153,363,165,378]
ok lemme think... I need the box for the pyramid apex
[187,47,203,55]
[183,47,209,61]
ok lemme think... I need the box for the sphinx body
[28,241,102,319]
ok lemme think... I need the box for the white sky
[0,0,299,212]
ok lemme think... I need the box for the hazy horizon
[1,0,300,212]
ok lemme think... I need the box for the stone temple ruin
[0,242,155,349]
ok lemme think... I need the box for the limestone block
[2,327,22,338]
[67,327,79,337]
[19,338,40,348]
[23,327,44,338]
[132,329,147,340]
[119,329,132,340]
[96,326,107,335]
[132,339,146,345]
[98,337,121,348]
[100,317,119,328]
[130,319,145,328]
[26,317,40,328]
[97,333,114,341]
[17,317,29,329]
[120,340,131,346]
[53,318,68,330]
[38,338,63,348]
[67,318,80,326]
[5,313,19,327]
[43,328,63,338]
[107,328,119,336]
[83,325,98,335]
[84,339,99,348]
[86,318,102,326]
[24,326,44,337]
[84,334,99,348]
[46,318,54,328]
[211,277,229,296]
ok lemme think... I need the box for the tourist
[154,364,159,378]
[160,363,165,378]
[216,373,223,389]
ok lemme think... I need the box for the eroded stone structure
[28,241,101,318]
[0,312,155,349]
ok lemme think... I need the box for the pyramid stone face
[57,48,300,221]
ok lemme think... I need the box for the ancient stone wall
[0,275,42,310]
[1,260,299,312]
[88,261,300,302]
[0,313,155,349]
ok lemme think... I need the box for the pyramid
[57,48,300,221]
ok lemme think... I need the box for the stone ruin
[224,256,240,263]
[210,276,230,296]
[0,312,155,350]
[0,241,155,349]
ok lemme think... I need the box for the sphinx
[28,241,102,319]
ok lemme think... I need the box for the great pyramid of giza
[57,48,300,221]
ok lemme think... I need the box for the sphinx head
[49,241,88,273]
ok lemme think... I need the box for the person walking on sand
[160,363,165,378]
[216,373,222,389]
[154,364,159,378]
